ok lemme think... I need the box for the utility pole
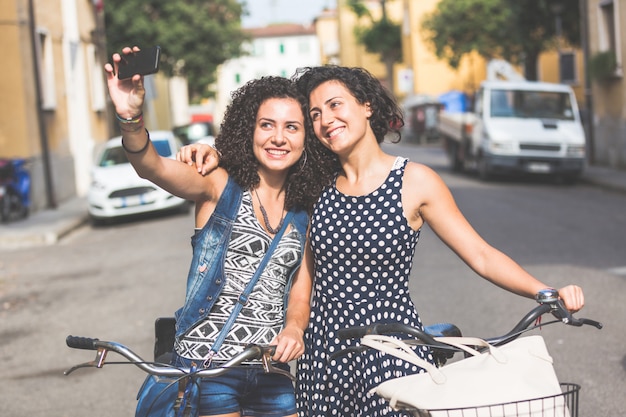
[28,0,56,209]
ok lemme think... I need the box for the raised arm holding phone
[103,46,337,417]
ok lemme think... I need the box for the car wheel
[0,196,9,223]
[477,154,492,181]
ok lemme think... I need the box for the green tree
[104,0,249,101]
[421,0,580,81]
[347,0,402,91]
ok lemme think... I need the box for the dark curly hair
[214,76,337,213]
[292,66,404,144]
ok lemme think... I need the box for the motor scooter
[0,158,30,223]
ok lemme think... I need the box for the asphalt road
[0,142,624,417]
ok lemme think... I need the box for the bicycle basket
[406,382,580,417]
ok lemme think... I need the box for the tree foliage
[421,0,580,80]
[104,0,249,101]
[347,0,402,91]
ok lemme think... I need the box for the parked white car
[88,131,188,224]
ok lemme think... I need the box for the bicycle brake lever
[549,299,603,329]
[63,347,109,375]
[567,317,603,329]
[579,318,603,329]
[329,345,367,360]
[261,351,296,382]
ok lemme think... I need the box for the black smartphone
[117,46,161,80]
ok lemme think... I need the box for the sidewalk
[1,164,625,251]
[0,197,88,250]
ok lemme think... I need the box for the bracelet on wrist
[118,121,144,133]
[121,129,151,154]
[116,112,143,124]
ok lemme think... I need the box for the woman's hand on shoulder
[177,143,220,176]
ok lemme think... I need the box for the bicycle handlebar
[336,298,602,348]
[485,299,602,346]
[64,335,280,378]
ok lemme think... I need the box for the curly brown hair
[292,66,404,144]
[214,76,338,213]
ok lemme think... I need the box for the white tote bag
[362,334,569,417]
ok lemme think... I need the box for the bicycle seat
[424,323,462,338]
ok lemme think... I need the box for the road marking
[606,266,626,276]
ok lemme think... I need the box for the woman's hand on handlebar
[558,285,584,313]
[269,325,305,363]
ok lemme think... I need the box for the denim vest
[174,176,309,339]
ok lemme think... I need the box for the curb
[0,198,89,251]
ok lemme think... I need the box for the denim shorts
[171,353,296,417]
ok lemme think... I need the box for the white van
[439,80,586,181]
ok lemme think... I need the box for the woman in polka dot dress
[292,66,586,417]
[177,68,586,416]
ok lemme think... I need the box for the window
[597,0,623,76]
[490,89,575,121]
[36,29,57,110]
[86,45,106,111]
[252,41,264,56]
[298,40,310,54]
[559,51,577,84]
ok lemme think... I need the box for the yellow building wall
[337,0,406,84]
[538,49,586,105]
[586,0,626,168]
[403,0,486,99]
[336,0,488,99]
[0,0,38,158]
[0,0,111,211]
[315,9,340,65]
[337,0,381,76]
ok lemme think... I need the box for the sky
[240,0,335,28]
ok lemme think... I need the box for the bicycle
[64,329,295,417]
[332,289,603,417]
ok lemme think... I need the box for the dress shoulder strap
[392,156,409,171]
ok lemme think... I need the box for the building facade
[0,0,110,212]
[214,24,321,127]
[586,0,625,168]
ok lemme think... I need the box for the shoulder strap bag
[136,211,295,417]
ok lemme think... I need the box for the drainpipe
[28,0,56,209]
[580,0,595,165]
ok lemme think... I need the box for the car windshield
[490,89,575,120]
[98,139,172,167]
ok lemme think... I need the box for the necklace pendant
[254,189,286,234]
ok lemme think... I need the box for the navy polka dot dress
[296,157,433,417]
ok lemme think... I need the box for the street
[1,142,625,417]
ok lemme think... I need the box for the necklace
[254,189,286,234]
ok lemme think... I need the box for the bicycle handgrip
[337,326,369,340]
[66,335,99,350]
[573,317,603,329]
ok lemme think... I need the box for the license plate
[117,193,155,208]
[526,162,552,173]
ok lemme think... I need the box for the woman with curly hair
[104,46,336,417]
[179,65,584,417]
[292,65,585,417]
